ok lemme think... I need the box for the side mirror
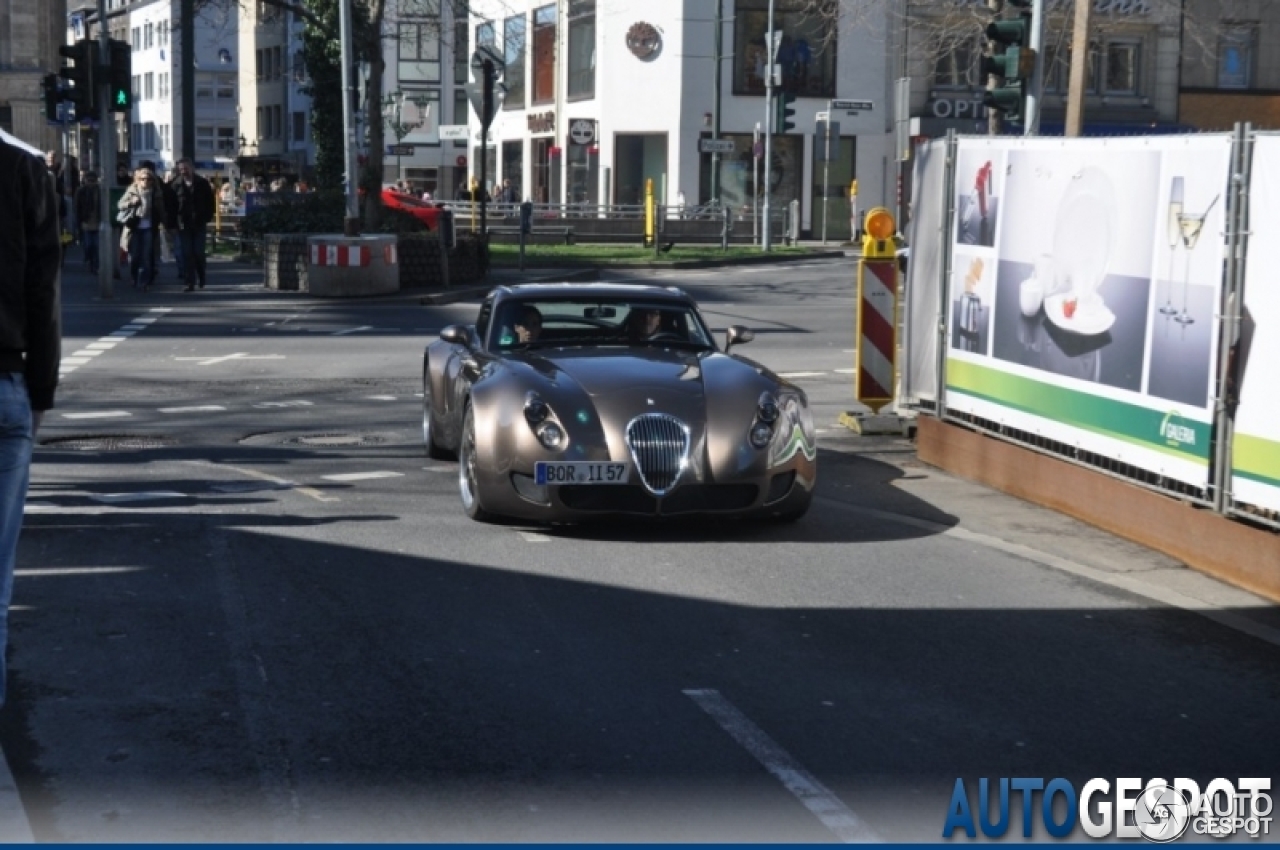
[725,325,755,351]
[439,324,469,345]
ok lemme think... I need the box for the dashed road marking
[159,405,227,414]
[517,531,552,542]
[60,410,132,420]
[14,566,143,577]
[684,688,879,843]
[332,326,372,336]
[779,371,826,379]
[174,353,287,366]
[366,395,398,401]
[321,471,405,482]
[252,400,313,409]
[89,491,187,503]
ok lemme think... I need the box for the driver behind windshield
[514,305,543,343]
[627,308,665,340]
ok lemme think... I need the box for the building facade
[466,0,894,239]
[903,0,1184,138]
[2,0,69,151]
[237,0,310,184]
[1179,0,1280,130]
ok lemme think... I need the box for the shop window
[733,0,834,98]
[934,40,980,90]
[567,0,595,100]
[532,4,556,105]
[1217,24,1256,89]
[504,14,526,109]
[1104,40,1140,95]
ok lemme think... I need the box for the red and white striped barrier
[855,259,897,407]
[310,243,371,267]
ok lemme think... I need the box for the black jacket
[0,140,61,410]
[170,174,216,229]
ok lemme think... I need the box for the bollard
[721,204,730,252]
[519,200,532,272]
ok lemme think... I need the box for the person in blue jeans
[0,137,62,708]
[118,166,169,290]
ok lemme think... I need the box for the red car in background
[381,189,443,230]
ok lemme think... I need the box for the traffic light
[981,6,1034,121]
[57,39,98,119]
[107,39,132,113]
[41,74,61,122]
[774,92,796,134]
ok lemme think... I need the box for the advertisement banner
[944,136,1233,487]
[1231,134,1280,513]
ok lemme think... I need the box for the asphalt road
[1,258,1277,842]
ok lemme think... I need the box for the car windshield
[489,298,715,352]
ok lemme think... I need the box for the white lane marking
[84,342,118,350]
[60,410,131,420]
[332,326,372,336]
[105,331,136,339]
[518,531,552,542]
[70,349,104,357]
[159,405,227,414]
[320,471,404,482]
[834,368,856,375]
[130,317,159,324]
[14,566,143,577]
[779,372,825,379]
[120,324,147,331]
[174,353,286,366]
[815,498,1280,650]
[60,357,92,366]
[422,465,453,473]
[684,689,879,843]
[252,400,313,409]
[366,395,397,401]
[58,367,78,375]
[149,307,173,313]
[184,460,337,503]
[89,491,187,503]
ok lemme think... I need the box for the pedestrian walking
[73,169,102,273]
[0,136,62,709]
[117,166,169,290]
[171,158,216,291]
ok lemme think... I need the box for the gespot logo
[943,777,1272,841]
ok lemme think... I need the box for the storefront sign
[569,119,596,145]
[528,111,555,134]
[930,96,987,120]
[626,22,662,60]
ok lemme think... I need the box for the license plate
[534,461,630,485]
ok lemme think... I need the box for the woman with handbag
[117,167,168,291]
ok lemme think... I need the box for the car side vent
[625,413,691,496]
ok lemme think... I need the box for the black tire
[458,404,497,522]
[422,366,452,460]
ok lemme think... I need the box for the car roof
[492,283,693,303]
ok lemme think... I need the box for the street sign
[439,125,469,140]
[387,144,415,155]
[471,45,504,74]
[831,99,874,113]
[464,80,505,130]
[699,138,735,154]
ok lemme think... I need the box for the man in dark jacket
[171,158,216,291]
[74,170,102,272]
[0,137,61,708]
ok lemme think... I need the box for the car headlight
[757,393,780,424]
[749,422,774,448]
[537,421,565,449]
[524,392,550,426]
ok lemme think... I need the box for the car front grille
[625,413,691,496]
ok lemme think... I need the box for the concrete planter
[303,235,400,297]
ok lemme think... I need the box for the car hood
[506,346,778,425]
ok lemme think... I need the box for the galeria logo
[1160,410,1197,448]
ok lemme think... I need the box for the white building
[237,1,312,185]
[78,0,239,177]
[466,0,894,238]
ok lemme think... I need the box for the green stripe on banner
[1233,433,1280,488]
[947,359,1210,463]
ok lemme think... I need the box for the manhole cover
[42,435,175,451]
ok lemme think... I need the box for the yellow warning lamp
[861,207,897,260]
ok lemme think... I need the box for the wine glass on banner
[1174,193,1218,327]
[1159,177,1183,316]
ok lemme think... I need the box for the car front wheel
[458,404,497,522]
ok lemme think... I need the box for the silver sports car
[422,283,817,522]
